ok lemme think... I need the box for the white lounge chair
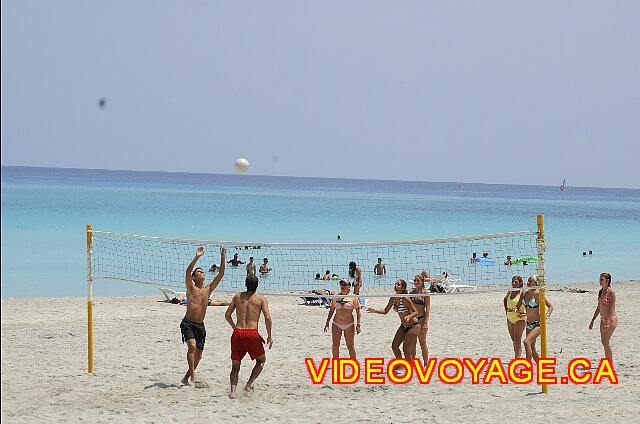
[160,288,186,302]
[440,277,477,293]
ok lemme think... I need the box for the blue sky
[2,1,638,188]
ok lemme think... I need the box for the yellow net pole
[87,224,94,374]
[537,215,548,394]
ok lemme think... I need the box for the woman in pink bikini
[324,279,361,358]
[589,272,618,360]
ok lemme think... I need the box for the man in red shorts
[225,274,273,399]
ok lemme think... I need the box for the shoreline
[1,280,638,301]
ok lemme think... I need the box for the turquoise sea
[1,166,639,298]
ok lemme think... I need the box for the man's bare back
[231,292,268,329]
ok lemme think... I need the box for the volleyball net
[89,228,545,297]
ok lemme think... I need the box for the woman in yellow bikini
[503,275,526,358]
[589,272,618,360]
[324,279,361,358]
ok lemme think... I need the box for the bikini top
[525,295,539,309]
[394,298,409,314]
[599,291,612,305]
[411,289,427,305]
[335,299,354,310]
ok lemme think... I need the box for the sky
[2,1,639,188]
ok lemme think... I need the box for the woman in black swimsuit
[411,274,431,363]
[367,279,420,360]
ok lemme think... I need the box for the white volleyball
[234,158,250,173]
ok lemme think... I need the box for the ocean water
[1,166,639,298]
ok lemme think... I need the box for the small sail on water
[560,178,566,191]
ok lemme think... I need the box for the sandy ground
[2,281,639,423]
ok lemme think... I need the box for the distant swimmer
[246,257,256,276]
[337,235,341,240]
[225,275,273,399]
[259,258,271,275]
[374,258,386,276]
[505,256,513,266]
[314,273,321,280]
[98,97,106,109]
[228,253,245,267]
[180,246,226,385]
[322,270,331,281]
[209,263,219,273]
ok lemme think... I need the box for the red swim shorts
[231,328,265,361]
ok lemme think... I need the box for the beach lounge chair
[160,288,186,302]
[440,277,477,293]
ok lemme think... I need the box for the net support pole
[537,215,548,394]
[87,224,94,374]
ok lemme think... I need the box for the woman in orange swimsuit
[411,274,431,363]
[324,279,361,358]
[503,275,526,358]
[589,272,618,360]
[367,279,420,360]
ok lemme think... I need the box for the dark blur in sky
[2,1,638,188]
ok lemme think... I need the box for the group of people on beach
[503,272,618,362]
[180,246,273,399]
[179,246,618,398]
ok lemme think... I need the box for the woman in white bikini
[589,272,618,360]
[324,279,361,358]
[411,274,431,363]
[367,279,420,360]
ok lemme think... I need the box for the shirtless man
[228,253,245,267]
[225,275,273,399]
[180,246,227,385]
[374,258,386,276]
[259,257,271,275]
[246,257,256,276]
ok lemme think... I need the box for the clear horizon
[2,164,638,191]
[2,1,639,189]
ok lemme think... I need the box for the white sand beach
[2,281,639,423]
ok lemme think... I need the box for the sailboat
[560,178,566,191]
[458,176,464,189]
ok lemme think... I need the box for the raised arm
[208,246,227,295]
[262,297,273,348]
[225,295,238,329]
[185,246,205,289]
